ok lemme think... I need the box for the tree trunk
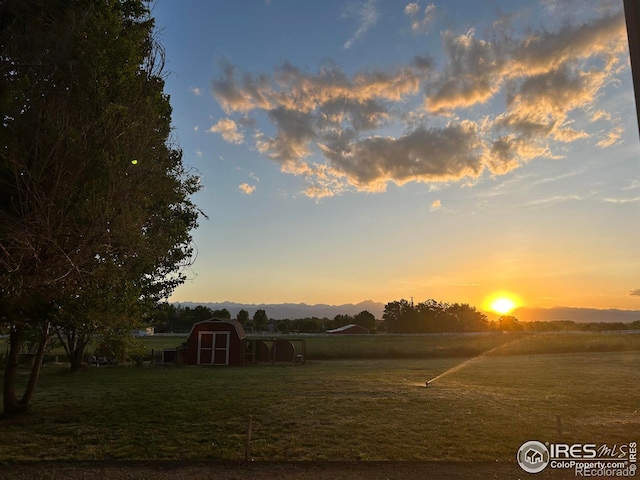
[20,322,50,406]
[56,327,89,372]
[2,326,23,417]
[2,323,50,418]
[69,337,88,372]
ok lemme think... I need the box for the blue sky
[152,0,639,311]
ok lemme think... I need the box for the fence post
[251,339,256,365]
[272,341,276,365]
[245,415,253,461]
[302,339,306,364]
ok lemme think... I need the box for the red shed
[185,319,246,366]
[326,323,369,334]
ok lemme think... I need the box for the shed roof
[187,318,247,340]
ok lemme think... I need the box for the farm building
[326,323,369,334]
[164,319,306,366]
[185,319,246,366]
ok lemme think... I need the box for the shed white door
[197,331,230,365]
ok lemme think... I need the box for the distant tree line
[272,310,376,334]
[382,299,489,333]
[151,301,640,335]
[153,304,230,333]
[495,317,640,332]
[151,303,378,334]
[382,299,640,333]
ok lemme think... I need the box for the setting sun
[484,292,520,315]
[491,297,516,314]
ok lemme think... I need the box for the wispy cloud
[342,0,380,49]
[208,118,244,144]
[629,288,640,297]
[527,195,582,207]
[404,3,419,16]
[209,5,627,199]
[404,2,436,33]
[596,125,624,147]
[603,196,640,204]
[238,183,256,195]
[529,171,581,187]
[190,86,202,96]
[430,199,442,211]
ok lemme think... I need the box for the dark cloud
[319,122,483,190]
[211,60,271,113]
[255,107,317,172]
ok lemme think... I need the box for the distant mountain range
[173,300,640,323]
[173,300,386,320]
[508,306,640,324]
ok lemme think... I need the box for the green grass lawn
[1,347,637,462]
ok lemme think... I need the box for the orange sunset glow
[155,0,638,317]
[484,293,521,315]
[490,298,517,315]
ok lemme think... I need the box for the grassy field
[299,332,640,359]
[118,331,640,361]
[3,331,639,363]
[0,333,638,462]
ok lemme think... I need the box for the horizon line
[168,300,640,313]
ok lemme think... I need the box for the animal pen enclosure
[245,338,306,365]
[159,319,306,366]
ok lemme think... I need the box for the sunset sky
[153,0,640,311]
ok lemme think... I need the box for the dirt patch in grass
[0,460,579,479]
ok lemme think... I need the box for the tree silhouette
[252,309,268,332]
[0,0,201,416]
[354,310,376,331]
[236,309,250,326]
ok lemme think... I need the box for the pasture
[1,333,638,465]
[140,331,640,360]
